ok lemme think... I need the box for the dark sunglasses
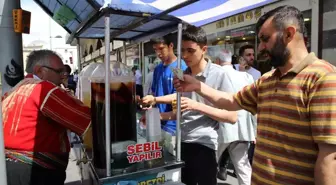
[42,66,66,75]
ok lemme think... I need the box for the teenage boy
[142,34,187,134]
[141,25,237,185]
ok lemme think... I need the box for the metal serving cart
[69,1,198,185]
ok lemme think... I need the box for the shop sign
[12,9,31,34]
[229,25,255,38]
[126,141,162,163]
[215,8,262,29]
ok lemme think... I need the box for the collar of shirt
[221,65,235,71]
[272,52,318,78]
[185,58,212,78]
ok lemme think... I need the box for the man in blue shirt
[142,34,187,134]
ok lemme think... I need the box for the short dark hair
[182,25,207,47]
[239,45,254,56]
[64,64,71,74]
[256,5,305,35]
[150,33,174,46]
[132,66,138,71]
[231,54,239,65]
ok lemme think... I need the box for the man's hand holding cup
[139,95,156,109]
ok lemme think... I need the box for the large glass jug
[90,61,137,169]
[77,62,100,106]
[76,62,100,149]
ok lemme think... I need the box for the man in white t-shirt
[234,45,261,81]
[216,49,256,185]
[234,45,259,169]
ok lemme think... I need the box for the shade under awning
[33,0,278,43]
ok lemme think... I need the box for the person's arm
[174,75,258,113]
[197,73,258,114]
[309,73,336,185]
[142,93,176,106]
[144,66,176,105]
[195,82,241,111]
[39,82,91,138]
[315,144,336,185]
[193,101,237,123]
[160,111,176,121]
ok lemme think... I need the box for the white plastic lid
[90,61,134,83]
[80,63,100,77]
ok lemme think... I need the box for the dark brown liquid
[91,81,137,169]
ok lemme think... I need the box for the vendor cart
[66,1,198,185]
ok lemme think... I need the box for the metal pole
[255,34,258,61]
[77,38,81,71]
[311,0,319,55]
[141,42,145,84]
[138,42,141,65]
[0,103,6,185]
[138,43,142,80]
[104,12,111,177]
[49,17,52,50]
[0,0,25,184]
[0,0,23,94]
[175,23,183,162]
[123,41,126,64]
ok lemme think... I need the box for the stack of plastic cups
[146,108,164,167]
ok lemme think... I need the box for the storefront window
[207,9,312,75]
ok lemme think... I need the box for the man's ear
[169,43,174,49]
[33,65,42,75]
[201,45,208,54]
[284,26,296,44]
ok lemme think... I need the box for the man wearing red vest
[2,50,91,185]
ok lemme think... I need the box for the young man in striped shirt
[174,6,336,185]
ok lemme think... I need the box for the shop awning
[33,0,278,43]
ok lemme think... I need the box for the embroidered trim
[40,86,58,111]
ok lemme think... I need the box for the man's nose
[182,51,187,59]
[258,43,265,52]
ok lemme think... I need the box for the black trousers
[248,142,255,165]
[6,160,66,185]
[181,143,217,185]
[219,148,230,168]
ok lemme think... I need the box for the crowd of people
[2,5,336,185]
[139,5,336,185]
